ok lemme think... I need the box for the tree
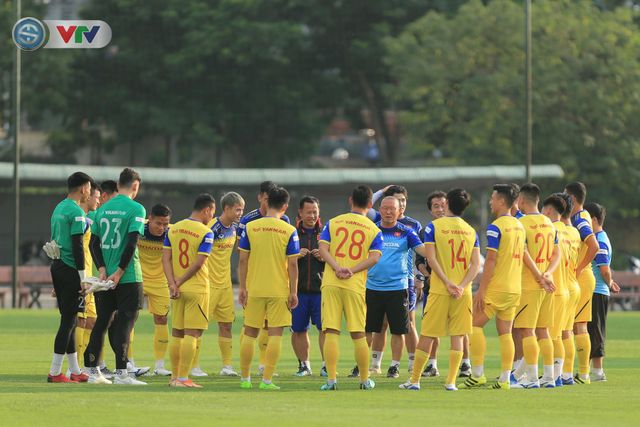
[385,0,640,217]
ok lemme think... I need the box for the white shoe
[398,380,420,390]
[127,362,151,377]
[113,375,147,385]
[369,367,382,375]
[220,366,239,376]
[191,367,209,377]
[88,371,112,385]
[511,379,540,389]
[539,377,556,388]
[591,372,607,382]
[444,384,458,391]
[154,367,172,376]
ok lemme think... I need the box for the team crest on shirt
[394,231,402,237]
[442,230,450,234]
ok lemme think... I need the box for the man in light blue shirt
[585,202,620,382]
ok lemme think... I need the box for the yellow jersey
[238,217,300,298]
[138,223,168,287]
[319,212,383,295]
[83,211,95,273]
[485,215,526,294]
[564,223,581,293]
[571,209,597,284]
[423,216,479,296]
[551,221,569,296]
[207,217,237,289]
[164,218,213,294]
[519,213,558,291]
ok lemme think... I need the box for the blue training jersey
[366,221,423,291]
[592,230,612,296]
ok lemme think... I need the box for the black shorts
[365,289,409,335]
[588,293,609,358]
[94,282,143,318]
[50,260,83,316]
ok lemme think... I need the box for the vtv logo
[46,20,111,48]
[56,25,101,44]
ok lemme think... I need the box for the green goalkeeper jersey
[50,198,86,269]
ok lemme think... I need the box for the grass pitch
[0,310,639,426]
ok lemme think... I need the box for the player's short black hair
[90,181,101,193]
[383,185,408,199]
[351,185,373,209]
[542,194,567,216]
[520,183,541,203]
[585,202,606,226]
[259,180,277,195]
[118,168,141,188]
[67,172,93,192]
[447,188,471,216]
[151,203,171,217]
[268,186,290,210]
[493,184,518,207]
[553,192,573,219]
[299,195,320,210]
[101,180,118,195]
[193,194,215,211]
[565,182,587,205]
[427,191,447,210]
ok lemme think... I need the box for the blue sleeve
[407,229,423,249]
[369,231,383,252]
[319,221,331,242]
[474,233,480,248]
[163,234,171,247]
[486,224,501,251]
[198,231,214,254]
[286,230,301,256]
[594,241,611,266]
[574,218,594,241]
[413,219,423,234]
[423,222,435,243]
[554,230,559,245]
[281,214,291,225]
[238,230,251,251]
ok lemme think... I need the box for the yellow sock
[563,336,575,375]
[575,333,591,376]
[353,337,369,383]
[553,338,565,360]
[410,348,429,384]
[470,327,486,369]
[498,333,515,372]
[178,335,197,379]
[447,350,464,386]
[170,337,182,380]
[154,324,169,361]
[239,335,256,379]
[218,336,233,367]
[522,335,539,365]
[192,336,202,368]
[257,329,269,366]
[538,337,553,366]
[75,326,86,357]
[262,335,282,382]
[128,329,134,361]
[323,333,340,381]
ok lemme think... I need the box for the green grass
[1,310,639,426]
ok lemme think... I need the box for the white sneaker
[539,377,556,388]
[191,367,209,377]
[113,375,147,385]
[444,384,458,391]
[591,372,607,382]
[88,370,112,385]
[127,362,150,377]
[154,367,172,376]
[220,366,239,376]
[511,379,540,389]
[398,380,420,390]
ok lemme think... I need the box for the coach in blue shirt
[365,196,428,379]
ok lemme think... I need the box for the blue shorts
[291,293,322,332]
[408,284,417,312]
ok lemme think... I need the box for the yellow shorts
[550,293,570,339]
[321,285,366,332]
[144,284,170,316]
[244,296,290,329]
[565,288,581,330]
[536,291,555,329]
[483,291,520,321]
[421,292,472,337]
[575,272,595,323]
[209,287,235,323]
[78,292,97,319]
[513,289,545,329]
[171,291,209,331]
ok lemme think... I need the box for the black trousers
[84,283,142,370]
[50,260,82,354]
[588,293,609,358]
